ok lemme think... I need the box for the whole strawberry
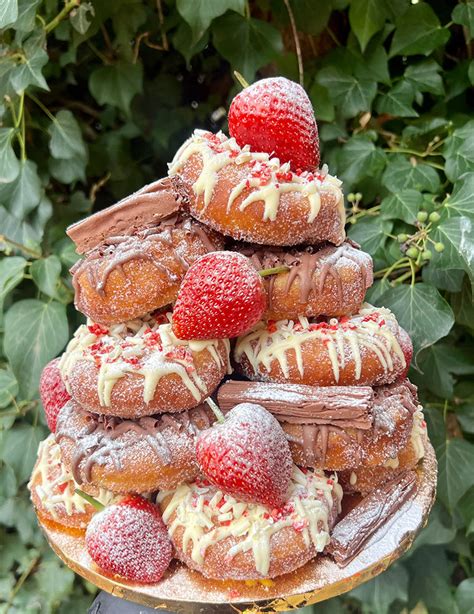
[39,358,71,432]
[228,77,320,171]
[196,403,292,508]
[85,495,173,583]
[172,251,266,340]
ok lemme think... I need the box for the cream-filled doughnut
[59,313,230,418]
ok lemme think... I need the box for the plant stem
[259,265,290,277]
[283,0,304,86]
[234,71,249,88]
[206,397,226,424]
[4,555,40,612]
[44,0,80,34]
[27,92,55,122]
[0,235,41,259]
[75,489,105,511]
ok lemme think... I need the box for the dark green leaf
[377,283,454,359]
[452,278,474,330]
[0,160,42,218]
[10,34,49,93]
[0,256,27,316]
[350,564,408,614]
[89,61,143,114]
[317,66,377,118]
[0,0,17,28]
[437,438,474,510]
[34,558,75,610]
[291,0,333,36]
[308,83,335,122]
[376,79,418,117]
[382,156,440,193]
[30,255,62,300]
[70,2,95,35]
[48,110,87,160]
[422,266,465,292]
[457,403,474,434]
[456,578,474,614]
[0,205,41,251]
[14,0,40,32]
[0,368,18,408]
[390,3,450,57]
[404,59,444,95]
[349,0,388,52]
[459,487,474,532]
[431,216,474,284]
[212,14,283,82]
[173,21,209,64]
[0,424,45,483]
[348,215,392,253]
[177,0,245,43]
[452,2,474,40]
[406,546,456,613]
[3,299,69,399]
[0,128,20,183]
[365,278,391,303]
[413,504,456,548]
[381,189,423,224]
[338,135,386,184]
[414,344,474,398]
[49,155,87,183]
[444,172,474,219]
[443,122,474,182]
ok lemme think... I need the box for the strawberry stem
[259,265,290,277]
[234,71,249,89]
[206,397,226,424]
[75,488,105,512]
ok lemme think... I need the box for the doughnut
[59,313,231,418]
[157,465,342,580]
[56,400,216,493]
[71,216,224,326]
[339,406,427,495]
[234,304,412,387]
[168,130,346,247]
[238,241,373,320]
[217,380,419,472]
[28,434,117,533]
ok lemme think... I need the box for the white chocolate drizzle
[157,466,342,577]
[169,130,344,224]
[59,313,230,407]
[235,304,406,383]
[27,435,116,523]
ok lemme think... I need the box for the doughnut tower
[30,77,429,583]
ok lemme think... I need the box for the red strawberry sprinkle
[39,358,71,433]
[88,323,109,336]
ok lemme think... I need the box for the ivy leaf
[177,0,245,44]
[0,256,27,317]
[376,79,418,117]
[390,3,450,57]
[48,110,87,160]
[0,160,42,218]
[290,0,332,36]
[34,558,75,610]
[443,122,474,183]
[459,487,474,533]
[381,189,423,224]
[405,59,444,95]
[444,172,474,219]
[212,14,283,82]
[452,278,474,330]
[30,255,62,300]
[377,283,454,360]
[437,438,474,510]
[413,504,456,548]
[382,156,440,193]
[0,128,20,184]
[10,33,49,93]
[452,2,474,40]
[350,564,408,614]
[0,424,45,483]
[457,403,474,434]
[338,135,386,184]
[422,266,465,293]
[70,2,95,35]
[89,61,143,115]
[413,344,474,398]
[3,299,69,399]
[406,547,457,612]
[14,0,40,32]
[173,21,209,64]
[0,206,41,251]
[0,369,18,408]
[456,578,474,614]
[348,215,392,253]
[308,83,335,122]
[349,0,388,52]
[49,154,87,183]
[431,216,474,286]
[317,66,377,118]
[0,0,18,28]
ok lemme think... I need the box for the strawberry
[172,251,266,340]
[85,495,173,583]
[228,77,320,171]
[196,403,292,508]
[39,358,71,433]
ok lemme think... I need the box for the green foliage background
[0,0,473,612]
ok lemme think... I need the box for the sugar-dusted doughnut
[217,380,419,472]
[239,241,373,320]
[71,216,224,326]
[168,130,346,246]
[59,313,230,418]
[234,304,412,387]
[28,434,117,533]
[339,406,427,495]
[56,400,216,493]
[157,465,342,580]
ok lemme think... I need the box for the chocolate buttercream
[67,176,190,254]
[217,381,373,429]
[327,471,417,566]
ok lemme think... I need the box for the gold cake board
[38,443,437,613]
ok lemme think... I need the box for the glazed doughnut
[59,313,230,418]
[238,241,373,320]
[339,407,427,495]
[234,304,411,387]
[169,130,346,247]
[71,216,224,326]
[56,400,216,493]
[217,380,419,472]
[28,434,117,533]
[157,465,342,580]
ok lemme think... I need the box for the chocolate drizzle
[56,401,213,485]
[327,471,418,566]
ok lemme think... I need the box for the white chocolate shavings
[234,304,405,382]
[28,435,116,523]
[410,406,427,461]
[157,466,342,577]
[168,130,344,224]
[59,313,230,407]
